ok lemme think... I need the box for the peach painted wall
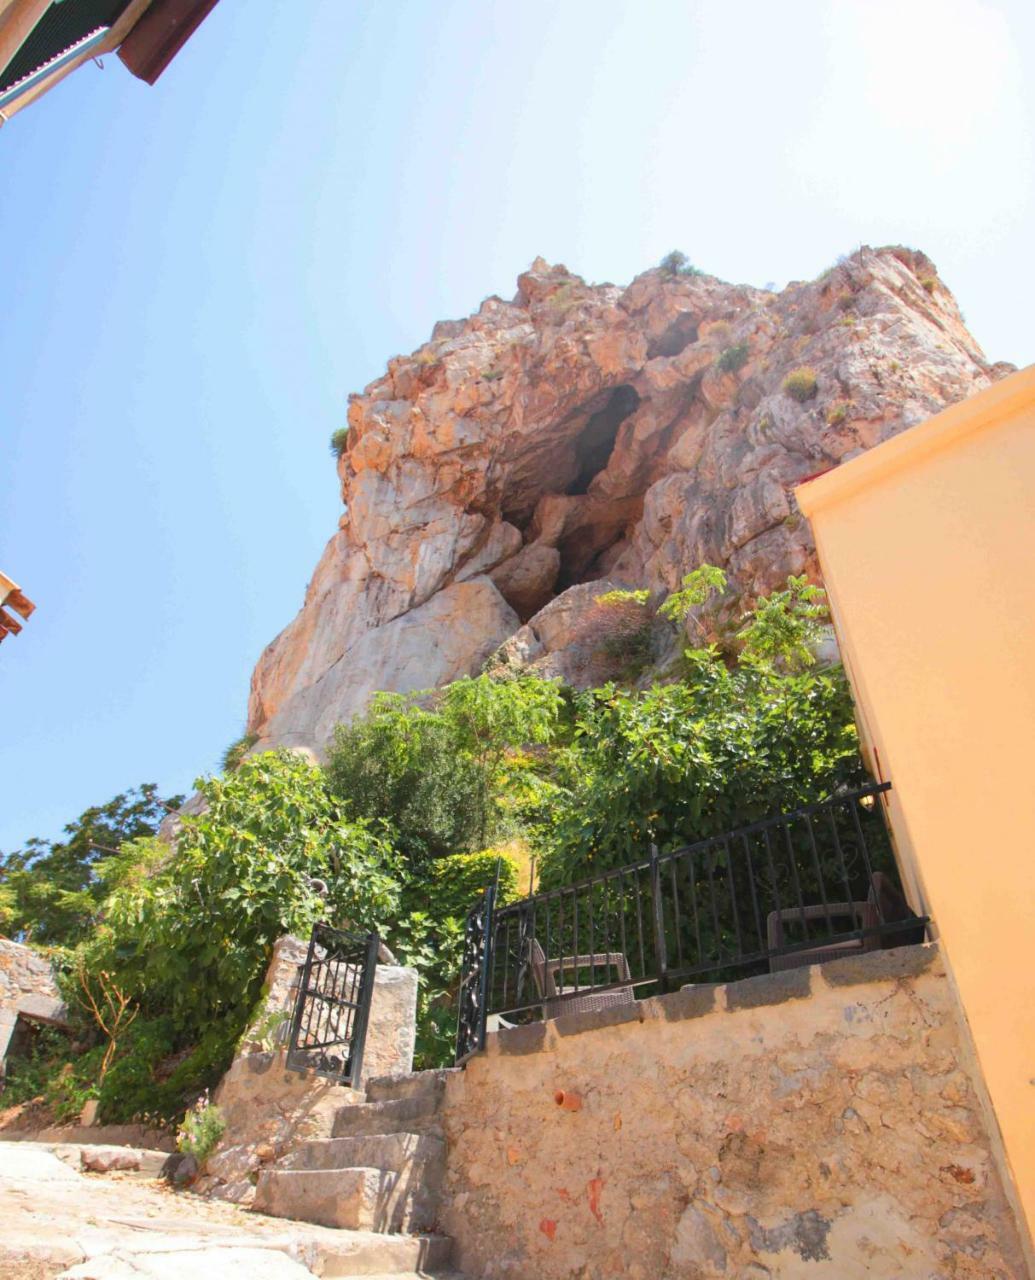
[796,364,1035,1253]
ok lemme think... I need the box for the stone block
[723,965,812,1011]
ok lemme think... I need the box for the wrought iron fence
[456,782,927,1062]
[287,922,379,1085]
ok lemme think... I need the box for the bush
[0,1026,73,1109]
[920,275,937,294]
[717,343,750,374]
[389,849,520,1068]
[538,573,861,884]
[326,677,563,862]
[782,367,818,403]
[82,750,401,1122]
[177,1094,225,1165]
[402,848,519,921]
[329,427,350,458]
[825,400,850,427]
[659,250,703,278]
[220,733,257,772]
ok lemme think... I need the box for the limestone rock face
[248,247,1007,754]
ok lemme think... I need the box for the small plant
[595,588,650,607]
[782,367,818,403]
[837,312,857,328]
[659,250,703,278]
[220,732,258,772]
[920,275,937,294]
[176,1092,226,1166]
[482,368,503,382]
[717,343,749,374]
[658,564,728,626]
[825,400,852,427]
[329,427,350,458]
[246,1007,292,1052]
[73,958,138,1082]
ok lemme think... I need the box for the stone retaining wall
[0,939,67,1069]
[198,934,418,1202]
[440,945,1028,1278]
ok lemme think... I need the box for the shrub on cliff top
[659,250,703,278]
[782,367,818,403]
[329,426,350,458]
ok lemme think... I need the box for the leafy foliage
[326,676,563,860]
[391,849,519,1068]
[177,1094,226,1164]
[657,564,728,627]
[0,784,182,945]
[540,655,861,885]
[329,426,350,457]
[736,573,828,670]
[59,751,402,1121]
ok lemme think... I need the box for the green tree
[98,751,400,1034]
[0,784,182,944]
[326,675,563,861]
[538,576,861,885]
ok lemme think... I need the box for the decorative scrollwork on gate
[286,923,379,1086]
[455,885,496,1063]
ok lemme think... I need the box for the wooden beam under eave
[0,607,22,635]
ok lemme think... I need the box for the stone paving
[0,1142,451,1278]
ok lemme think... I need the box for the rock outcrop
[248,247,1009,754]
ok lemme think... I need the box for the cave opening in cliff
[566,385,640,496]
[646,312,699,359]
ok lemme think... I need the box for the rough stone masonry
[438,945,1028,1279]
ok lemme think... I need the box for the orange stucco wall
[796,364,1035,1250]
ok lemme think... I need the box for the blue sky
[2,0,1032,851]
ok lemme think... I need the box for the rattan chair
[766,900,878,973]
[767,873,925,973]
[527,937,635,1019]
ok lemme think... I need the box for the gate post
[650,842,668,995]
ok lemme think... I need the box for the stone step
[364,1070,456,1106]
[291,1229,455,1277]
[255,1165,438,1235]
[282,1131,445,1177]
[332,1096,442,1139]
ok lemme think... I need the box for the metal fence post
[346,930,381,1089]
[475,883,496,1054]
[649,842,668,994]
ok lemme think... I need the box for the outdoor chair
[766,900,878,973]
[526,936,635,1019]
[767,872,925,972]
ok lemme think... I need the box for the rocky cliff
[247,247,1009,754]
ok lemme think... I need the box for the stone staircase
[253,1069,462,1278]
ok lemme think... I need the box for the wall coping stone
[483,943,940,1057]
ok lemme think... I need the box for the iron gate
[455,884,496,1063]
[286,923,379,1085]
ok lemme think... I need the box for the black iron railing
[287,922,379,1085]
[456,782,927,1062]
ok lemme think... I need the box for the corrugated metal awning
[0,0,130,96]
